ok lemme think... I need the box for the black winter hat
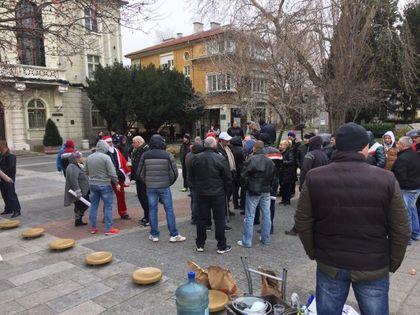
[335,122,369,152]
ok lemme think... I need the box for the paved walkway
[0,154,418,314]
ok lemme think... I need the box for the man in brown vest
[295,122,410,315]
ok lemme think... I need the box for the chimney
[193,22,204,34]
[210,22,221,30]
[176,33,183,39]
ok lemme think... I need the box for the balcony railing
[0,63,66,82]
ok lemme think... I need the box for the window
[224,40,235,53]
[206,74,234,93]
[206,41,219,56]
[87,55,100,78]
[160,53,174,70]
[27,99,46,129]
[91,107,105,127]
[183,51,190,60]
[183,65,191,78]
[84,8,98,32]
[252,78,268,93]
[15,1,45,66]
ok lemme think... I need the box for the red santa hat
[102,136,112,142]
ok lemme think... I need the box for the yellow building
[125,22,269,135]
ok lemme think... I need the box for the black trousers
[74,194,89,220]
[182,164,188,189]
[0,181,21,213]
[135,180,149,219]
[281,182,293,203]
[196,194,227,250]
[232,176,241,208]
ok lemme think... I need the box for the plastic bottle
[176,272,209,315]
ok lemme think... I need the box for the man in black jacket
[296,133,312,169]
[286,136,329,236]
[131,136,150,226]
[238,141,275,248]
[392,136,420,243]
[189,136,232,254]
[179,133,191,192]
[295,123,410,314]
[229,136,244,210]
[227,121,244,138]
[0,141,21,217]
[139,135,186,243]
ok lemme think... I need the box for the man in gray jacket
[85,140,120,235]
[139,134,186,243]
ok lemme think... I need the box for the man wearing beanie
[180,133,192,192]
[295,122,410,314]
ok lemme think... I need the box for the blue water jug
[176,272,209,315]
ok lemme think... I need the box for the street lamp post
[301,94,309,140]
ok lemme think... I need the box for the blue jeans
[316,268,389,315]
[242,192,271,247]
[147,187,178,237]
[401,189,420,240]
[89,184,113,231]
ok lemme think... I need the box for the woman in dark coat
[279,140,295,205]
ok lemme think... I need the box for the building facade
[0,1,122,151]
[125,22,271,135]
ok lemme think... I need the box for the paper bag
[187,261,210,288]
[258,267,282,304]
[208,265,238,295]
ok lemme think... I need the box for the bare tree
[193,0,417,132]
[0,0,157,61]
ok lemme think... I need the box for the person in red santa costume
[103,136,131,219]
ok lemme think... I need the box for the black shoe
[233,205,240,210]
[11,211,21,218]
[0,210,12,215]
[285,229,297,236]
[225,225,232,231]
[217,245,232,254]
[206,226,212,231]
[75,219,87,226]
[121,214,131,220]
[240,210,245,215]
[228,210,236,216]
[139,218,150,226]
[190,220,196,225]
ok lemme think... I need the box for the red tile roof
[125,27,226,58]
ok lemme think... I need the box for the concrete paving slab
[17,280,82,309]
[58,300,106,315]
[16,304,56,315]
[46,282,112,312]
[8,261,75,286]
[0,300,25,314]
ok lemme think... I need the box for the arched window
[27,99,46,129]
[15,0,45,66]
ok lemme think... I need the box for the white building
[0,1,122,151]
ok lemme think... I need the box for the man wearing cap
[218,131,236,218]
[295,122,410,314]
[180,133,192,192]
[296,133,313,170]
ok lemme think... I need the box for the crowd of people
[0,119,414,313]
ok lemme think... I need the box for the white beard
[108,146,115,154]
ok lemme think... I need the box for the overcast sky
[121,0,412,64]
[121,0,196,64]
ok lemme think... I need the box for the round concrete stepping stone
[49,238,75,250]
[208,290,229,313]
[85,251,112,266]
[132,267,162,285]
[21,228,44,239]
[0,220,20,229]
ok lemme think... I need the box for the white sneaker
[169,234,186,242]
[148,235,159,242]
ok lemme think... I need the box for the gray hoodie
[85,140,118,186]
[64,154,89,206]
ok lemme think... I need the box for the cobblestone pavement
[0,154,419,314]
